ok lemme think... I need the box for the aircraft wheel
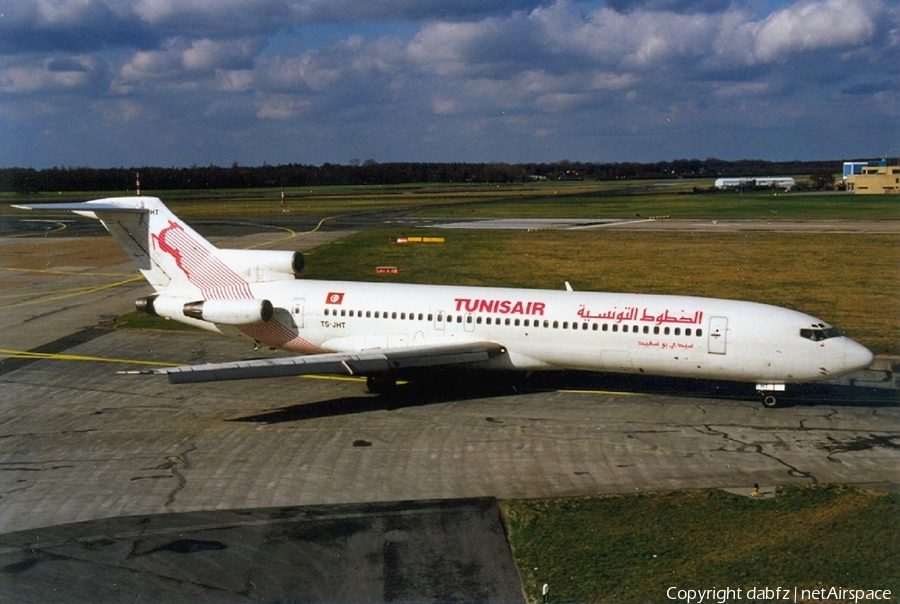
[761,393,780,408]
[366,374,397,394]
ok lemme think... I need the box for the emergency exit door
[708,316,728,355]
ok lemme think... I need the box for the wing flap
[125,342,507,384]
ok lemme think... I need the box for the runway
[1,215,898,601]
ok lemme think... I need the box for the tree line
[1,158,839,194]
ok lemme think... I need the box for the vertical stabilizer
[14,197,219,296]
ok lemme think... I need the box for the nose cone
[844,339,875,372]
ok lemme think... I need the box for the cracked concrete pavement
[1,328,897,534]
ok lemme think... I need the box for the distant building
[714,177,796,190]
[843,160,900,194]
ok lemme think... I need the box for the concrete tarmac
[1,222,898,602]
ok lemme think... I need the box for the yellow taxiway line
[0,276,143,310]
[0,348,179,367]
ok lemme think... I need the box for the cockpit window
[800,327,841,341]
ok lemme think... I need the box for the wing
[123,341,508,384]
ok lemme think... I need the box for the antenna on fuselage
[565,281,573,292]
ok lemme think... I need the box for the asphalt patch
[0,498,525,603]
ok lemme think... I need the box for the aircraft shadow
[228,374,525,424]
[228,370,897,425]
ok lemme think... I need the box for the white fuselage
[200,279,873,386]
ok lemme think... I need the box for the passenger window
[467,316,473,323]
[612,324,618,332]
[391,312,397,319]
[524,319,530,327]
[563,322,569,329]
[643,326,649,334]
[515,319,521,326]
[696,329,702,337]
[582,323,588,330]
[553,321,559,328]
[476,317,482,324]
[602,324,608,331]
[674,328,681,336]
[592,323,598,331]
[457,316,462,323]
[664,327,670,335]
[374,311,380,318]
[505,318,511,326]
[685,328,691,336]
[653,326,659,335]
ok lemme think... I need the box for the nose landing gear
[761,393,781,408]
[756,383,786,408]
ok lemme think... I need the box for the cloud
[1,0,897,168]
[288,0,545,23]
[751,0,880,62]
[0,55,102,94]
[603,0,732,13]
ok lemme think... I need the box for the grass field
[5,181,900,220]
[501,485,900,604]
[300,228,899,354]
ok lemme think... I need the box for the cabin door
[708,316,728,355]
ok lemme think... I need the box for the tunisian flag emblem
[326,292,345,305]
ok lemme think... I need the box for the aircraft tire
[761,394,780,408]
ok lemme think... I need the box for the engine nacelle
[183,299,274,325]
[136,295,274,325]
[214,249,303,282]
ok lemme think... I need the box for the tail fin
[15,197,303,299]
[15,197,222,296]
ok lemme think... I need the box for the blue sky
[1,0,897,168]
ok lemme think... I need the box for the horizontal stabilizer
[13,202,146,213]
[123,341,507,384]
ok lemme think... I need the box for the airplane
[15,196,875,408]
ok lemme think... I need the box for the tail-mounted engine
[137,295,274,325]
[213,249,303,282]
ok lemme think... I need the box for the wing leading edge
[123,341,508,384]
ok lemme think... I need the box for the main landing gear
[366,373,397,394]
